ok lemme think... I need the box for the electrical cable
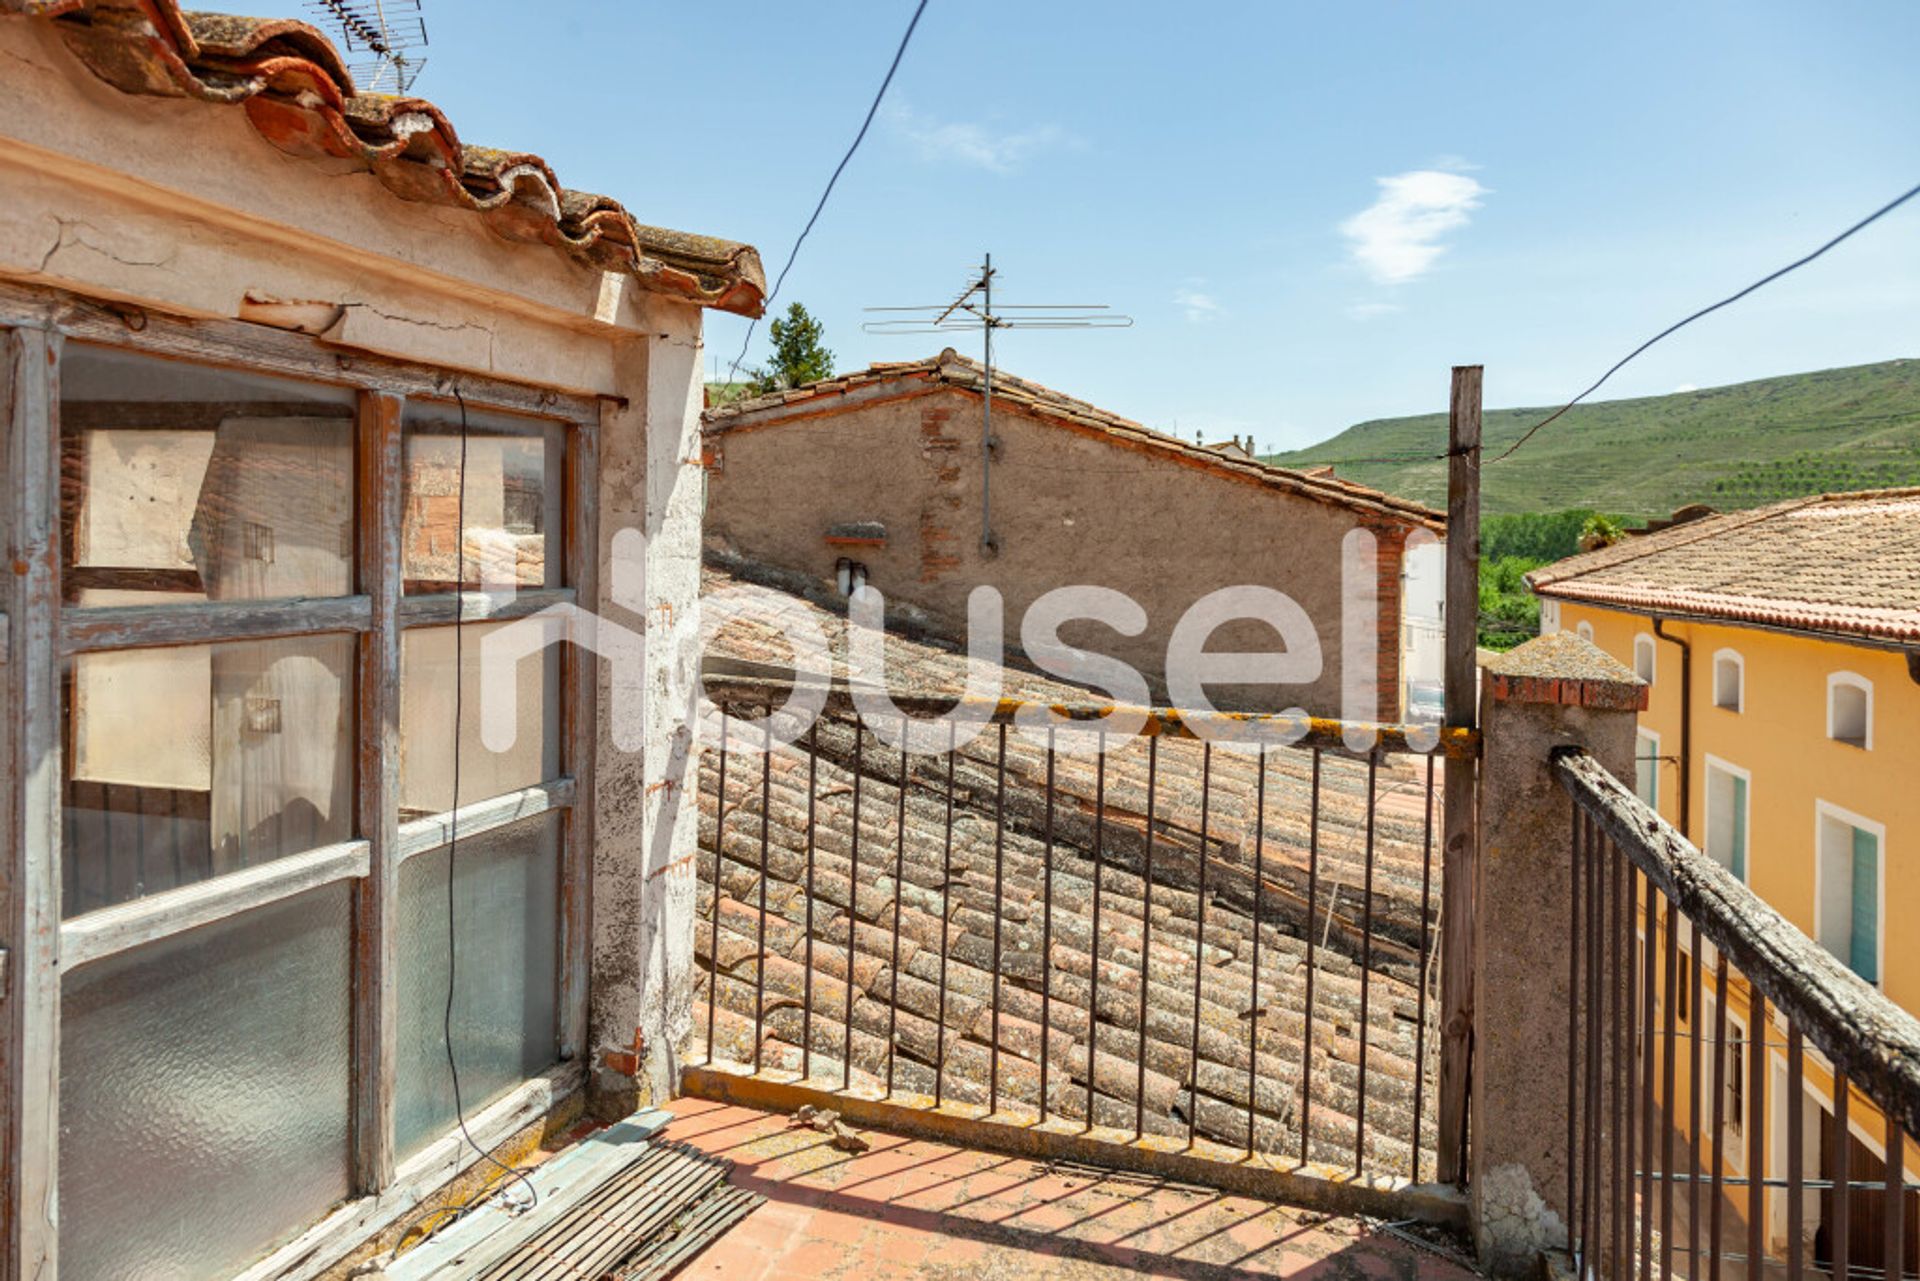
[1281,178,1920,475]
[723,0,930,385]
[446,387,540,1213]
[1489,177,1920,465]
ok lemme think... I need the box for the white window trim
[1635,727,1661,810]
[1633,633,1656,686]
[1826,671,1873,750]
[1576,620,1594,643]
[1813,799,1886,987]
[1702,754,1752,883]
[1700,994,1750,1172]
[1711,647,1745,713]
[1540,599,1561,634]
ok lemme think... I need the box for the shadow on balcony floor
[662,1097,1481,1280]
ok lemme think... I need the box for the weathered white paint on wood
[394,779,577,864]
[59,839,370,970]
[351,391,404,1194]
[6,325,64,1281]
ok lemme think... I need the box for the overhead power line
[1279,177,1920,475]
[1490,176,1920,464]
[724,0,931,385]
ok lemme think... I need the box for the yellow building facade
[1532,491,1920,1275]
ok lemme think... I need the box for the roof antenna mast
[865,255,1131,554]
[307,0,430,94]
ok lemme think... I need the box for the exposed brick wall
[918,402,964,583]
[1372,524,1407,722]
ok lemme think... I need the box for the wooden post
[351,390,404,1193]
[6,324,63,1280]
[1437,364,1482,1185]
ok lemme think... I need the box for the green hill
[1265,359,1920,518]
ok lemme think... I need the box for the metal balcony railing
[691,676,1473,1202]
[1557,749,1920,1281]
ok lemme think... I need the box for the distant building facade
[702,350,1443,719]
[1531,489,1920,1269]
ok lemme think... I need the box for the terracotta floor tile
[664,1097,1483,1279]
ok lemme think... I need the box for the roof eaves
[11,0,767,317]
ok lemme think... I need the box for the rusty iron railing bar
[1556,748,1920,1138]
[1711,949,1728,1281]
[1088,731,1106,1132]
[887,716,908,1097]
[1884,1107,1903,1281]
[1662,896,1678,1281]
[1834,1071,1850,1281]
[802,719,819,1082]
[707,710,727,1063]
[1690,916,1703,1281]
[1248,745,1267,1158]
[1136,735,1156,1142]
[1038,725,1053,1121]
[1641,871,1657,1281]
[1299,747,1322,1168]
[1415,752,1437,1186]
[1355,753,1379,1174]
[1788,1021,1805,1281]
[1628,860,1643,1281]
[844,720,861,1092]
[701,674,1478,760]
[1187,741,1212,1150]
[754,718,772,1070]
[1582,811,1603,1277]
[1567,802,1583,1233]
[1749,989,1767,1281]
[1613,837,1627,1279]
[935,719,957,1107]
[989,721,1007,1115]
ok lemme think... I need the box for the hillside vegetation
[1266,359,1920,518]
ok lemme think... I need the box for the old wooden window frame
[1,281,602,1281]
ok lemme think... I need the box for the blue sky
[253,2,1919,450]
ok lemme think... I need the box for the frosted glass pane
[399,623,560,819]
[60,886,353,1280]
[396,812,560,1159]
[62,343,356,603]
[402,402,564,593]
[64,633,355,918]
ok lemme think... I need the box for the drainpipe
[1653,618,1692,836]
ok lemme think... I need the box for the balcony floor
[663,1097,1481,1280]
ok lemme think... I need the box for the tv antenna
[865,254,1131,553]
[307,0,430,94]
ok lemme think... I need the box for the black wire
[723,0,930,385]
[1490,176,1920,465]
[446,387,540,1213]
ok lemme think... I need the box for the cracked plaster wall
[3,12,713,1119]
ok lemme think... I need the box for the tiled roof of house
[696,568,1446,1175]
[6,0,765,316]
[702,350,1443,531]
[1527,488,1920,645]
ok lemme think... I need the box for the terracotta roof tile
[6,0,766,316]
[696,568,1444,1174]
[702,350,1443,531]
[1528,489,1920,644]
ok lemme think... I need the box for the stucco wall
[1,11,708,1117]
[1560,601,1920,1014]
[706,385,1411,717]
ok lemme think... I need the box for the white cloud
[1174,288,1220,323]
[1346,301,1404,321]
[884,103,1074,173]
[1339,169,1488,285]
[1673,383,1699,393]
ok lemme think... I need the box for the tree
[1577,513,1627,552]
[747,302,834,394]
